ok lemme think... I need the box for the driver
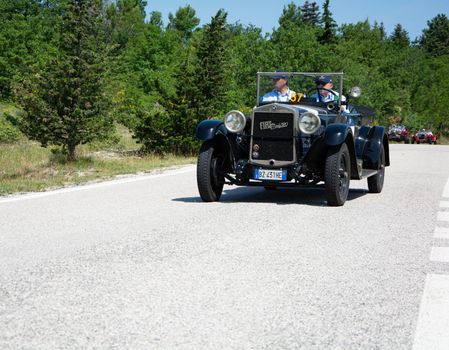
[311,75,346,104]
[261,70,296,102]
[311,75,348,112]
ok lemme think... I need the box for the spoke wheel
[325,143,350,206]
[197,141,224,202]
[367,144,385,193]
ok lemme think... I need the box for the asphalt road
[1,144,449,350]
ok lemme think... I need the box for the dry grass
[0,128,196,195]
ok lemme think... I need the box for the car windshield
[257,72,344,106]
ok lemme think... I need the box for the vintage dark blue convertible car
[195,72,390,206]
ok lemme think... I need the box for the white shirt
[262,88,296,102]
[311,90,346,103]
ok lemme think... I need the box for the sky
[145,0,449,41]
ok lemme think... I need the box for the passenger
[261,71,296,102]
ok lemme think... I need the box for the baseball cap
[272,70,289,79]
[315,75,333,84]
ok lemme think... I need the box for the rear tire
[367,144,385,193]
[197,141,224,202]
[325,143,350,206]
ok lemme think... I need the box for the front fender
[196,120,226,141]
[196,120,236,172]
[362,126,390,169]
[324,123,352,146]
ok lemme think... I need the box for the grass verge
[0,127,196,196]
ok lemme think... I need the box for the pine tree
[15,0,113,161]
[320,0,337,44]
[135,0,147,17]
[278,2,303,28]
[420,14,449,57]
[195,9,228,119]
[167,5,200,43]
[149,11,163,29]
[390,24,410,48]
[301,1,321,27]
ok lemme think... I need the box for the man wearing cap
[261,71,296,102]
[311,75,346,105]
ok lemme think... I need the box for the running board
[361,169,378,178]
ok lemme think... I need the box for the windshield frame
[256,72,344,107]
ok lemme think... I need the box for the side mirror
[349,86,362,98]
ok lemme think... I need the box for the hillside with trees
[1,0,448,159]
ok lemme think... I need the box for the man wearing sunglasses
[311,75,346,104]
[311,75,349,114]
[261,70,296,102]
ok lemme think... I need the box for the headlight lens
[224,110,246,133]
[298,112,321,134]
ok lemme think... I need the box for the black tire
[197,141,224,202]
[324,143,350,206]
[367,144,385,193]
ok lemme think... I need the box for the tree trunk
[67,142,76,162]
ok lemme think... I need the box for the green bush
[0,115,22,143]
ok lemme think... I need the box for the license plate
[253,168,287,181]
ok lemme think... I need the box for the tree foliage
[195,9,228,119]
[15,0,113,160]
[391,23,410,48]
[420,14,449,57]
[320,0,337,44]
[1,1,449,156]
[167,5,200,43]
[301,1,321,27]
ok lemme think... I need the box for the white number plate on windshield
[253,168,287,181]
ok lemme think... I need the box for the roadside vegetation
[0,0,448,195]
[0,117,195,195]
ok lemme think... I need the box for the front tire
[325,143,350,206]
[197,141,224,202]
[367,144,385,193]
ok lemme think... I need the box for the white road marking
[430,247,449,263]
[444,177,449,198]
[434,227,449,240]
[0,165,196,204]
[413,176,449,350]
[438,212,449,222]
[413,274,449,350]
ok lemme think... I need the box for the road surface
[1,144,449,349]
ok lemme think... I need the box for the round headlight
[349,86,362,98]
[298,112,321,134]
[224,110,246,133]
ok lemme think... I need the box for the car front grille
[251,112,294,161]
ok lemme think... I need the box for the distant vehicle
[195,72,390,206]
[411,129,437,144]
[388,124,410,143]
